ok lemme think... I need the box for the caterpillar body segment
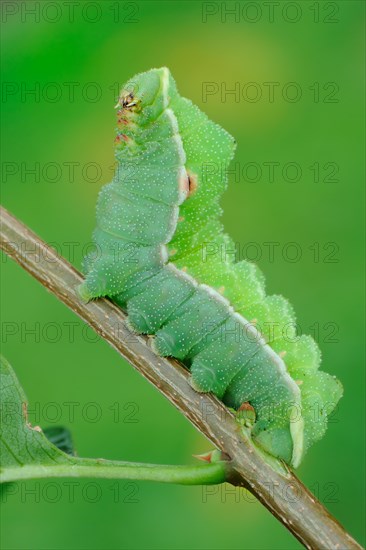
[125,264,196,334]
[153,285,232,359]
[79,67,342,467]
[96,185,180,245]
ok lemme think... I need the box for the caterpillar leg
[236,402,256,428]
[223,346,303,466]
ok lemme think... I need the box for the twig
[0,205,362,550]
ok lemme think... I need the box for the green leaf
[0,355,228,485]
[0,355,75,481]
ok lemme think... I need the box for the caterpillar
[79,67,343,468]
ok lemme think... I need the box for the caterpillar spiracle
[79,67,343,468]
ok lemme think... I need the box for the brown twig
[0,205,362,550]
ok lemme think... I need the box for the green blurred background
[1,1,365,549]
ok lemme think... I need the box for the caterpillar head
[115,67,171,127]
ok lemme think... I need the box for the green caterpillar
[79,67,342,468]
